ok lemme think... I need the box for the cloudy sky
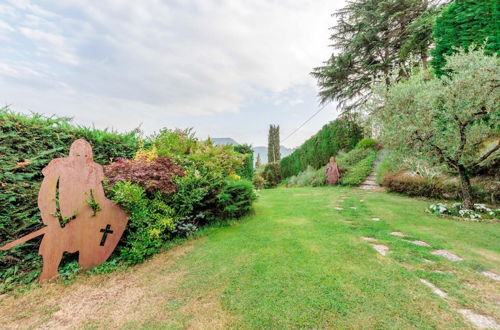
[0,0,345,148]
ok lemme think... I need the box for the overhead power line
[282,104,329,143]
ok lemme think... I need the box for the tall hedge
[0,109,140,284]
[280,119,363,178]
[431,0,500,76]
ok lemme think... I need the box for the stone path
[431,250,463,261]
[356,214,499,329]
[458,309,500,329]
[404,240,431,247]
[360,151,386,191]
[370,244,389,256]
[419,279,447,298]
[481,271,500,281]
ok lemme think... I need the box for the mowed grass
[1,187,499,329]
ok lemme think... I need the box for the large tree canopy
[431,0,500,76]
[312,0,445,113]
[375,50,499,207]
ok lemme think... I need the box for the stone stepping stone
[458,309,500,329]
[371,217,381,221]
[335,207,344,211]
[350,206,357,210]
[359,199,364,202]
[481,271,500,281]
[362,237,376,242]
[390,232,406,237]
[404,240,431,247]
[370,244,388,256]
[419,279,447,298]
[431,250,463,261]
[423,259,435,264]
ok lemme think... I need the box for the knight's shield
[75,199,128,269]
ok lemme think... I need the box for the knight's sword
[0,227,47,250]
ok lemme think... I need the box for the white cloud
[1,0,344,143]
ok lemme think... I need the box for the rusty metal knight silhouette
[0,139,128,281]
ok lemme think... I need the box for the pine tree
[431,0,500,76]
[312,0,445,113]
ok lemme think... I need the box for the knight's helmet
[69,139,93,163]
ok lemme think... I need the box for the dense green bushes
[285,166,326,187]
[382,172,498,204]
[262,163,281,188]
[355,138,378,150]
[0,109,256,292]
[280,119,363,178]
[338,150,377,186]
[234,144,254,181]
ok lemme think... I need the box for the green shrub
[355,138,378,150]
[339,151,377,186]
[234,144,254,181]
[154,129,245,178]
[286,166,326,187]
[263,163,281,188]
[382,172,498,204]
[375,152,400,185]
[110,182,175,264]
[337,148,372,169]
[217,179,256,219]
[280,119,363,178]
[253,174,265,190]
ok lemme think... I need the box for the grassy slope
[1,187,499,329]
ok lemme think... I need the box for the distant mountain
[209,138,294,164]
[253,145,294,165]
[210,137,239,146]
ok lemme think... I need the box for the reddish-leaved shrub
[104,157,185,194]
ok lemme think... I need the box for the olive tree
[376,50,499,208]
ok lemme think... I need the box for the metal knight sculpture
[0,139,129,281]
[325,156,341,186]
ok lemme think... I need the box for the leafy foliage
[234,144,254,181]
[355,138,379,150]
[217,179,257,219]
[155,129,244,178]
[312,0,446,113]
[382,172,498,203]
[431,0,500,76]
[262,163,282,188]
[104,157,184,194]
[375,49,499,207]
[286,166,326,187]
[280,119,363,178]
[337,149,377,186]
[109,182,175,264]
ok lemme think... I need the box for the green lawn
[1,187,499,329]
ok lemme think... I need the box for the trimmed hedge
[280,119,363,178]
[383,172,499,204]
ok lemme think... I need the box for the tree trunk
[458,166,473,209]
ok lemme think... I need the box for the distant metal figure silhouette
[1,139,128,281]
[325,157,341,185]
